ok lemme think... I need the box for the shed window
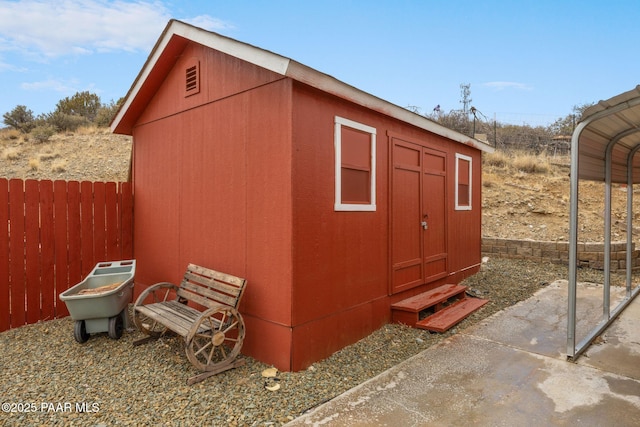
[185,59,200,96]
[334,116,376,211]
[455,153,472,210]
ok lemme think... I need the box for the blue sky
[1,0,639,128]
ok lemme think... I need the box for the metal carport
[568,85,640,359]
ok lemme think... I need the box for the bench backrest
[176,263,247,310]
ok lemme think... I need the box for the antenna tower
[460,83,472,115]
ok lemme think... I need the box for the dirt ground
[2,127,636,243]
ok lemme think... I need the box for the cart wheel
[133,283,176,337]
[74,320,90,343]
[185,306,245,371]
[108,312,124,339]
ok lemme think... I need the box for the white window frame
[334,116,377,211]
[455,153,472,211]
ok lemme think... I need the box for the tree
[55,91,102,122]
[548,103,594,136]
[94,98,124,127]
[434,109,472,136]
[3,105,36,133]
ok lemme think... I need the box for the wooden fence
[0,178,133,332]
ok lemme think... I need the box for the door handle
[421,221,428,230]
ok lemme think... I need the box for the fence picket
[93,182,106,263]
[106,182,119,260]
[40,180,55,321]
[9,179,26,328]
[80,181,94,278]
[25,180,40,325]
[0,178,9,331]
[67,181,82,296]
[0,179,133,332]
[120,182,133,259]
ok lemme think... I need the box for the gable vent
[185,59,200,96]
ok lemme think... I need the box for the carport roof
[574,85,640,183]
[568,84,640,361]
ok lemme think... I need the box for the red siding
[288,83,482,370]
[448,144,483,276]
[291,85,389,326]
[136,43,285,125]
[131,42,294,370]
[129,40,483,371]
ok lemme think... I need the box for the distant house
[112,20,494,371]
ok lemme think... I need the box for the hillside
[1,126,637,243]
[482,151,640,242]
[0,127,131,183]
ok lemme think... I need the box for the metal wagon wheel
[132,283,177,337]
[74,320,90,343]
[185,306,245,371]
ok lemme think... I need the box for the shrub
[51,158,67,173]
[38,148,60,161]
[76,125,99,135]
[512,153,550,174]
[44,111,90,132]
[95,100,121,127]
[3,105,35,133]
[4,129,21,140]
[483,150,509,169]
[28,158,40,171]
[30,124,56,143]
[55,91,101,122]
[2,147,20,160]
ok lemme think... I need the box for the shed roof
[111,19,493,153]
[573,85,640,183]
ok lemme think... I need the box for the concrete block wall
[481,238,640,271]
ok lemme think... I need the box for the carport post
[603,140,615,319]
[567,120,589,358]
[627,145,640,295]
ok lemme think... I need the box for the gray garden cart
[59,260,136,343]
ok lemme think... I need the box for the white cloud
[483,81,533,91]
[185,14,235,32]
[21,78,79,93]
[0,1,232,57]
[0,59,26,72]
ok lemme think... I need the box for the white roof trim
[112,19,494,153]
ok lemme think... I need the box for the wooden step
[416,297,489,333]
[391,284,466,313]
[391,284,467,327]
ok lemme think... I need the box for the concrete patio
[287,280,640,426]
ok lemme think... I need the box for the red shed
[112,20,494,371]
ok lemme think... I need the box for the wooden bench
[132,264,247,385]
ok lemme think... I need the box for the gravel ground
[0,257,622,426]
